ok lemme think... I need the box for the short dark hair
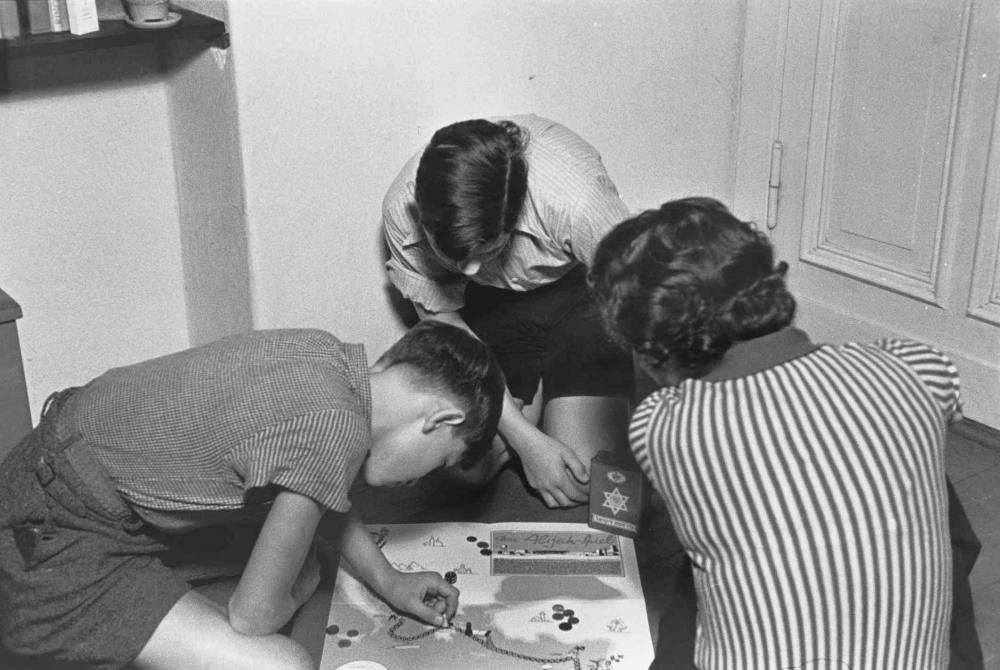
[376,320,505,465]
[415,119,528,264]
[588,197,796,373]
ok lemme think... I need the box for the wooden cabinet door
[738,0,1000,428]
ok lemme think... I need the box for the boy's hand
[515,431,589,508]
[383,570,459,627]
[497,390,589,508]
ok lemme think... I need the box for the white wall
[0,49,191,420]
[168,37,254,346]
[226,0,744,357]
[0,0,743,421]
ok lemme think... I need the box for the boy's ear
[422,407,466,433]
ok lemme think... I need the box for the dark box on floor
[588,450,644,538]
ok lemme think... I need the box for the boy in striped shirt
[383,115,634,509]
[589,197,981,669]
[0,321,504,670]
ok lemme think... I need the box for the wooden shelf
[0,8,226,59]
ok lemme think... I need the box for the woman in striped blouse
[588,197,966,669]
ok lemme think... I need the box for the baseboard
[950,418,1000,454]
[793,297,1000,431]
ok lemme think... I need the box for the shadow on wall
[1,39,211,97]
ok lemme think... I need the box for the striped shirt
[629,328,958,669]
[62,329,372,532]
[382,114,630,313]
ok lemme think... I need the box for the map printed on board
[320,522,653,670]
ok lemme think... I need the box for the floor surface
[947,422,1000,669]
[1,422,997,669]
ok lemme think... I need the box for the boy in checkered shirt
[0,321,504,670]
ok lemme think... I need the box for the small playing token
[476,541,489,548]
[563,609,574,616]
[480,548,492,556]
[325,624,340,635]
[445,571,457,584]
[467,536,477,542]
[559,622,573,631]
[347,629,359,637]
[552,612,564,621]
[552,604,564,612]
[569,617,579,624]
[338,639,351,648]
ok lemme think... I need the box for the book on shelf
[0,0,22,38]
[18,0,51,34]
[65,0,97,35]
[48,0,68,32]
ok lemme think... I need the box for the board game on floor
[320,522,653,670]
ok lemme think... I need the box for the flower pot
[123,0,169,22]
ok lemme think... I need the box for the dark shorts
[0,391,238,670]
[461,265,633,404]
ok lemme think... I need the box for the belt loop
[40,392,59,419]
[40,387,78,421]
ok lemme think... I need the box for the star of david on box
[588,451,644,538]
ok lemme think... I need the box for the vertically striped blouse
[629,329,958,669]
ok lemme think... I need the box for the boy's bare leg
[132,590,313,670]
[543,395,631,471]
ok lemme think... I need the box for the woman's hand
[382,570,460,628]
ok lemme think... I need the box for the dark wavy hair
[415,119,529,265]
[376,320,506,465]
[588,197,795,374]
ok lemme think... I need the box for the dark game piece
[467,536,477,542]
[445,571,458,584]
[347,629,359,637]
[552,604,564,612]
[479,548,492,556]
[563,609,574,616]
[338,639,351,648]
[325,624,340,635]
[568,617,579,624]
[477,541,489,548]
[559,622,573,631]
[465,622,473,637]
[552,612,564,621]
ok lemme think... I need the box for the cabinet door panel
[970,97,1000,327]
[753,0,1000,427]
[800,0,968,303]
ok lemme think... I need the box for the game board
[320,522,653,670]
